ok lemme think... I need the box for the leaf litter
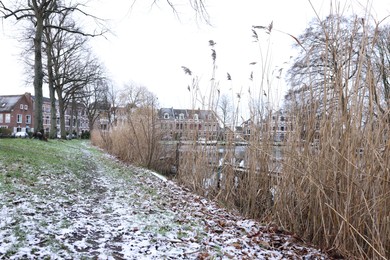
[0,141,330,259]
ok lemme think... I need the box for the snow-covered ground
[0,142,330,259]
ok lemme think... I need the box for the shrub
[0,128,12,137]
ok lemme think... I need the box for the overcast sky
[1,0,389,111]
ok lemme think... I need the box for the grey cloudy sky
[1,0,389,111]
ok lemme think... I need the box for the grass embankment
[0,138,330,259]
[0,139,132,258]
[0,138,180,258]
[0,139,87,188]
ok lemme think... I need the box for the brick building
[158,108,221,140]
[0,92,89,136]
[0,93,34,133]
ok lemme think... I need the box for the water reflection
[171,142,285,175]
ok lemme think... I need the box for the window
[179,113,184,120]
[17,114,22,123]
[5,114,11,123]
[20,104,24,109]
[26,115,31,124]
[164,113,169,119]
[280,116,285,122]
[194,114,199,121]
[24,105,28,110]
[0,114,3,123]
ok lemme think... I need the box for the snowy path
[0,143,330,259]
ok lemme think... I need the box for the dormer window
[194,114,199,121]
[179,113,184,120]
[164,113,169,119]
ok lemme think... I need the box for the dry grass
[276,107,390,259]
[91,106,172,174]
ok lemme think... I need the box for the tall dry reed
[94,2,389,258]
[175,3,390,259]
[273,6,390,259]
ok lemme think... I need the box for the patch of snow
[0,142,330,259]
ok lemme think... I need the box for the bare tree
[105,83,119,128]
[43,6,68,138]
[118,82,155,111]
[286,15,364,116]
[0,0,106,135]
[43,12,105,139]
[79,77,111,132]
[50,27,85,138]
[1,0,56,133]
[218,93,232,128]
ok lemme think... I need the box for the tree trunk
[45,34,57,139]
[88,111,95,132]
[56,88,67,139]
[49,84,57,138]
[33,15,44,133]
[69,92,75,137]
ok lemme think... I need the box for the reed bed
[93,2,389,258]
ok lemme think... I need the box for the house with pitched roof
[0,92,34,134]
[158,108,221,140]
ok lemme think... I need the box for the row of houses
[0,92,89,136]
[157,108,292,142]
[0,92,291,141]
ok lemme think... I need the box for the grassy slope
[0,139,206,258]
[0,139,86,188]
[0,139,142,258]
[0,138,331,259]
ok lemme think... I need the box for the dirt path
[0,142,330,259]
